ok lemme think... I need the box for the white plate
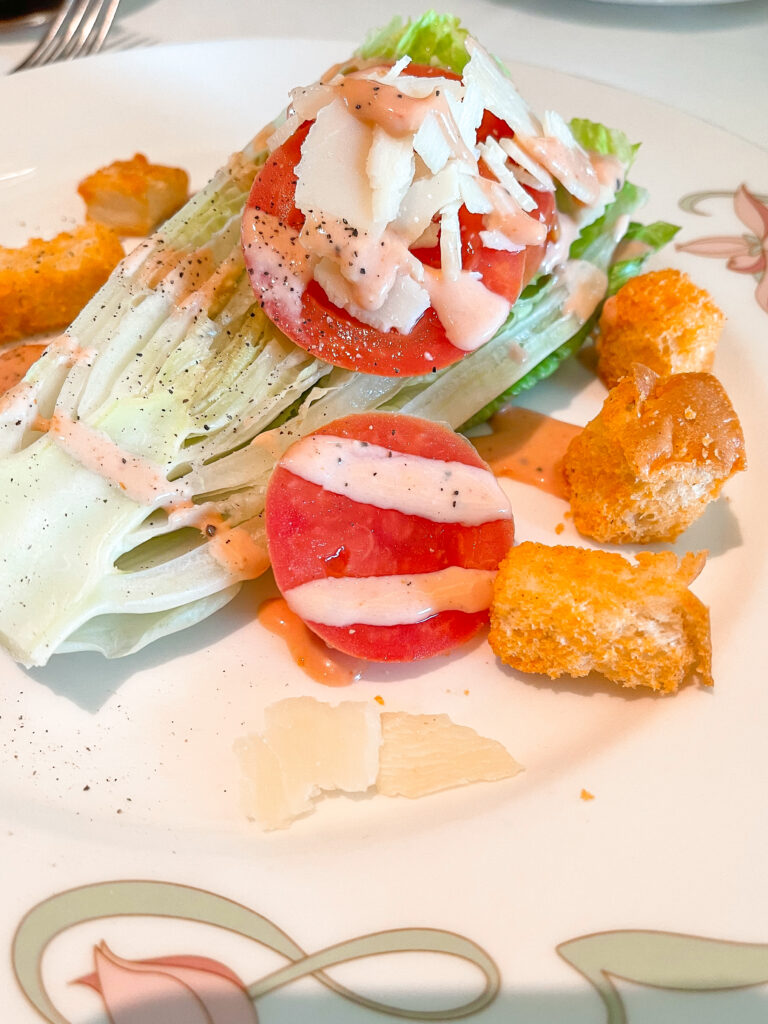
[2,39,768,1024]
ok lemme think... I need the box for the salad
[0,12,675,669]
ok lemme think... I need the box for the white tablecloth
[2,0,767,150]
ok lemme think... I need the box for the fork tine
[80,0,122,57]
[11,0,121,73]
[11,0,82,72]
[60,0,115,60]
[59,0,103,60]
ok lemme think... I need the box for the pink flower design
[75,942,259,1023]
[677,184,768,313]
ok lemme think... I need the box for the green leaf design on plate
[558,930,768,1024]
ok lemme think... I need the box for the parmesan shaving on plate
[378,712,523,799]
[234,699,381,831]
[234,698,523,830]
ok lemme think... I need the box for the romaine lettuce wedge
[0,13,675,666]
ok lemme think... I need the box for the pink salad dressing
[46,413,190,506]
[423,266,510,351]
[207,525,269,578]
[337,75,466,158]
[300,211,418,312]
[242,209,316,323]
[472,406,581,499]
[258,597,358,686]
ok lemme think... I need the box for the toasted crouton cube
[0,222,124,344]
[562,364,745,543]
[596,269,724,389]
[77,153,189,236]
[489,542,712,692]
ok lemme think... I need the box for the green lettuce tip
[569,118,640,167]
[358,10,470,73]
[608,220,681,294]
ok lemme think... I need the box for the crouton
[562,364,745,543]
[596,269,724,389]
[0,343,47,395]
[488,542,712,692]
[77,153,189,236]
[0,222,124,344]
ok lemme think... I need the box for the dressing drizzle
[258,597,359,686]
[472,406,581,499]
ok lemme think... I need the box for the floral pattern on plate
[13,880,768,1023]
[677,185,768,313]
[13,880,499,1022]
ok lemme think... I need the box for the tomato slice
[242,66,557,378]
[265,413,514,663]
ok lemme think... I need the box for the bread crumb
[596,269,724,388]
[0,222,123,344]
[580,788,595,801]
[373,694,385,706]
[555,522,565,535]
[562,365,745,543]
[78,153,189,236]
[489,541,712,692]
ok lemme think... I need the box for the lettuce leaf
[608,220,681,294]
[358,10,470,73]
[569,118,640,167]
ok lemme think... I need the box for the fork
[12,0,121,73]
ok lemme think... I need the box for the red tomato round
[242,65,557,378]
[265,412,514,663]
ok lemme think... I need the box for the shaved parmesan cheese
[378,713,523,799]
[478,137,537,212]
[392,162,461,244]
[480,177,547,248]
[379,55,412,82]
[499,136,554,191]
[266,698,380,793]
[295,99,375,231]
[517,111,600,205]
[439,200,463,281]
[414,111,452,174]
[267,83,336,152]
[234,698,381,830]
[366,127,415,224]
[363,61,463,102]
[360,273,430,333]
[479,229,524,252]
[543,109,579,149]
[234,734,292,832]
[235,698,523,829]
[313,257,358,308]
[266,114,300,154]
[463,37,541,139]
[316,259,430,333]
[445,85,483,156]
[459,173,493,215]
